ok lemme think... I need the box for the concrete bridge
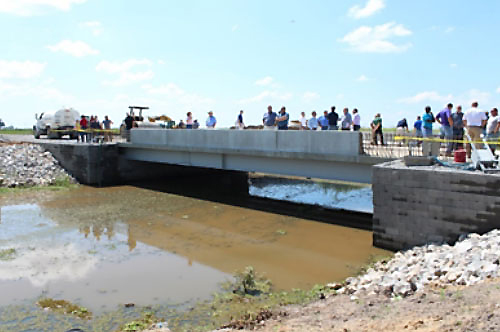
[122,129,390,184]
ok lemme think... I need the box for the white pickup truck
[33,108,80,139]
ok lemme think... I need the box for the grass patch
[0,129,33,135]
[119,311,160,332]
[165,266,329,332]
[0,248,16,261]
[0,176,77,194]
[37,298,92,320]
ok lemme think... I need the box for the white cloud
[96,59,152,74]
[398,91,453,104]
[0,0,86,16]
[450,63,457,68]
[445,26,455,34]
[0,79,70,101]
[103,71,154,87]
[357,74,369,82]
[496,87,500,94]
[232,24,239,32]
[47,40,99,57]
[238,91,292,104]
[0,60,46,79]
[96,59,154,86]
[398,89,491,107]
[348,0,385,19]
[303,91,320,102]
[339,22,412,53]
[145,83,215,107]
[255,76,273,86]
[157,59,166,65]
[80,21,102,36]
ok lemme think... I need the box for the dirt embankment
[229,278,500,332]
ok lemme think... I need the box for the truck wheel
[34,130,41,139]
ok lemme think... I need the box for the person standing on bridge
[236,110,245,129]
[370,113,384,145]
[340,108,352,131]
[276,107,289,130]
[318,111,329,130]
[263,105,277,130]
[328,106,339,130]
[299,111,308,130]
[186,112,194,129]
[451,105,464,151]
[103,115,113,142]
[206,111,217,129]
[436,103,454,156]
[352,109,361,131]
[80,115,88,143]
[463,101,487,158]
[422,106,435,138]
[308,111,319,130]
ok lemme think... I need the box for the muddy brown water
[0,185,388,315]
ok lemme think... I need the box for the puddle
[0,185,387,329]
[249,176,373,212]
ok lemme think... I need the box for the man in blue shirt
[308,111,319,130]
[206,111,217,128]
[414,116,423,137]
[263,105,277,130]
[276,106,289,130]
[318,111,329,130]
[436,103,454,155]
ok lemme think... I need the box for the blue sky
[1,0,499,128]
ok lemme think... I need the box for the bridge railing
[361,131,454,158]
[130,129,365,158]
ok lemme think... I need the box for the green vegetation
[0,176,77,194]
[166,266,330,332]
[0,248,16,261]
[0,128,33,135]
[119,311,159,332]
[37,298,92,319]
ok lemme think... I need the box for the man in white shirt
[486,108,500,153]
[299,111,307,130]
[352,108,361,131]
[463,101,487,158]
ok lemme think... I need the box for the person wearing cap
[206,111,217,129]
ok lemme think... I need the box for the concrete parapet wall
[372,160,500,251]
[130,129,363,157]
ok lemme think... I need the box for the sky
[1,0,499,128]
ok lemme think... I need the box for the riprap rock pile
[335,230,500,298]
[0,143,75,187]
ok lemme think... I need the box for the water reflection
[0,185,388,313]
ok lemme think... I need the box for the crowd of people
[396,102,500,157]
[76,115,114,143]
[110,101,500,158]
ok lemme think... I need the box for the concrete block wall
[130,129,363,157]
[41,143,249,195]
[372,160,500,251]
